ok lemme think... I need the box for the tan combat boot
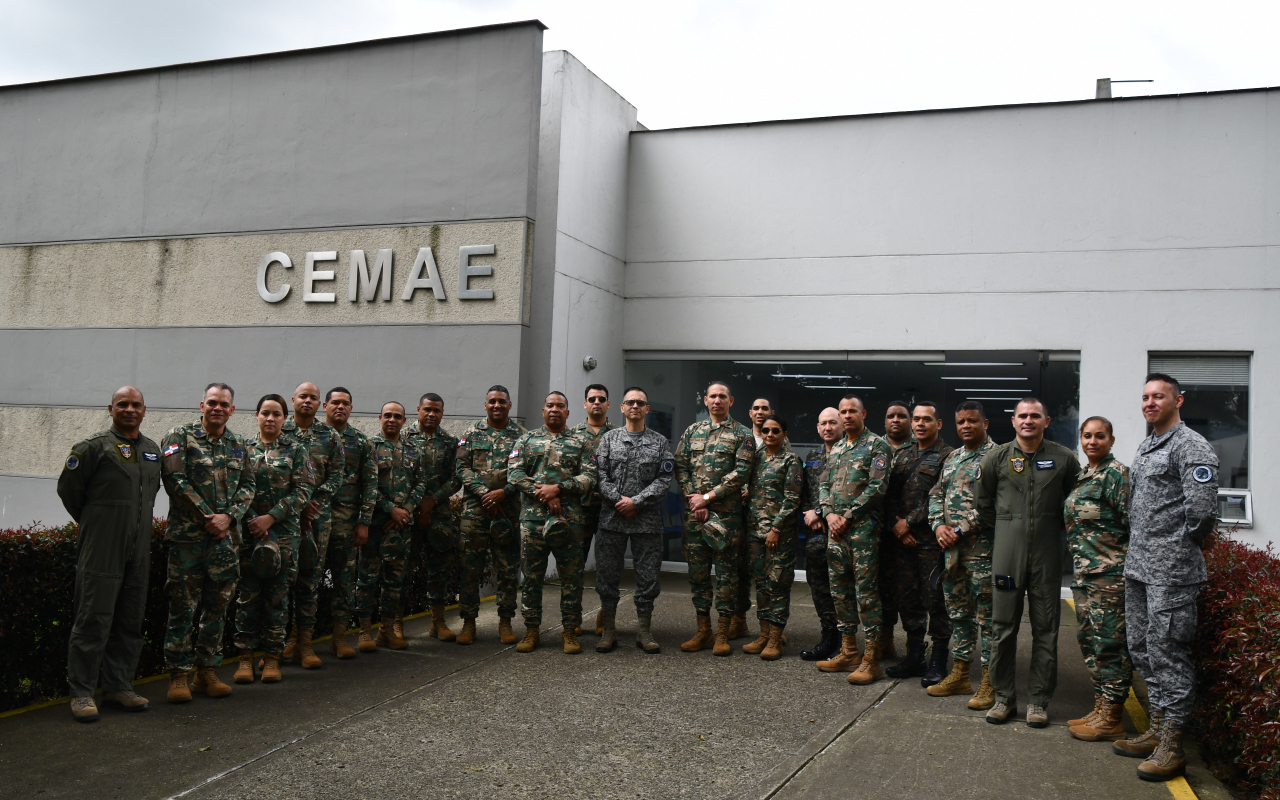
[1071,702,1125,741]
[681,614,714,652]
[392,615,406,643]
[879,626,898,660]
[1114,710,1164,758]
[742,621,770,655]
[570,613,583,637]
[430,605,457,642]
[260,655,282,683]
[636,612,661,654]
[283,628,298,663]
[192,666,232,697]
[101,691,148,712]
[1070,694,1106,727]
[595,608,605,636]
[70,696,99,723]
[712,614,733,657]
[1137,721,1186,782]
[330,621,357,659]
[234,651,256,684]
[761,624,785,661]
[848,642,886,685]
[563,628,582,655]
[516,626,540,653]
[727,613,750,641]
[927,658,972,697]
[816,635,862,672]
[167,671,192,704]
[380,616,408,650]
[498,616,518,644]
[358,618,378,653]
[968,665,996,710]
[298,628,322,669]
[456,617,477,645]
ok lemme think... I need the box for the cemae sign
[256,245,497,303]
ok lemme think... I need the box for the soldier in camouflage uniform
[403,392,462,642]
[817,395,891,685]
[926,400,998,708]
[799,407,843,661]
[1064,416,1134,742]
[879,401,914,659]
[571,383,613,636]
[321,388,378,658]
[279,382,345,669]
[674,381,755,657]
[508,392,598,654]
[454,386,527,645]
[355,402,426,652]
[741,416,802,661]
[233,395,316,684]
[885,402,953,686]
[159,383,255,703]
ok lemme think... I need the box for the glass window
[1148,354,1250,489]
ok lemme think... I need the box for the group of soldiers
[57,373,1216,785]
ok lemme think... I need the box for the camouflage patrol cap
[542,515,570,545]
[702,512,731,551]
[252,533,282,579]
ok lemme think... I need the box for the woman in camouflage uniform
[1064,416,1134,741]
[233,395,315,685]
[742,416,803,661]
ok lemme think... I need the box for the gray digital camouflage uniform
[594,427,674,615]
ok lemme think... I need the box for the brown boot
[430,605,456,642]
[1069,694,1106,727]
[192,665,232,697]
[1071,702,1126,742]
[1137,721,1186,781]
[879,626,898,660]
[298,628,322,669]
[563,628,582,655]
[456,617,477,645]
[967,665,996,710]
[283,628,298,663]
[681,615,714,652]
[358,618,377,653]
[571,613,583,637]
[167,671,192,704]
[516,626,540,653]
[742,621,770,655]
[330,621,357,659]
[712,614,733,656]
[727,613,750,640]
[595,608,604,636]
[381,616,408,650]
[817,635,862,672]
[260,655,282,683]
[1114,710,1164,758]
[233,651,256,684]
[927,658,972,697]
[392,615,405,643]
[761,624,785,661]
[498,616,518,644]
[848,642,885,685]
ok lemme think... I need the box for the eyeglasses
[762,428,783,435]
[587,396,608,403]
[621,399,649,407]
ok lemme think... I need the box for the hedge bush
[1195,533,1280,799]
[0,510,476,713]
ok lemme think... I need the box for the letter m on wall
[349,249,393,302]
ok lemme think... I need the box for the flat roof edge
[0,20,548,91]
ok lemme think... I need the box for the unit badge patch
[164,444,180,457]
[975,465,982,479]
[661,459,674,474]
[873,456,888,471]
[1011,457,1026,474]
[143,452,159,462]
[65,453,80,470]
[1193,466,1214,483]
[116,443,132,459]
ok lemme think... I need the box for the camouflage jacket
[928,437,997,537]
[161,419,257,545]
[508,426,598,523]
[455,419,527,516]
[1064,453,1131,575]
[1127,422,1218,586]
[748,448,803,534]
[570,420,613,520]
[886,438,953,535]
[818,428,891,524]
[279,417,345,509]
[244,434,316,538]
[674,417,755,514]
[799,444,835,517]
[595,427,675,534]
[330,423,378,526]
[404,421,461,519]
[369,435,427,524]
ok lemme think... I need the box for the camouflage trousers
[735,508,753,617]
[356,522,408,621]
[163,536,240,671]
[288,503,331,631]
[1072,571,1133,705]
[894,538,952,646]
[326,505,361,627]
[520,521,585,628]
[682,510,743,616]
[943,531,993,665]
[458,512,520,619]
[826,518,882,641]
[804,526,839,629]
[748,526,796,627]
[404,513,457,612]
[879,524,902,630]
[235,532,300,655]
[1126,579,1198,725]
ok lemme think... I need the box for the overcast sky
[3,0,1277,129]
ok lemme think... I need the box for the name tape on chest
[143,452,159,462]
[1035,459,1056,470]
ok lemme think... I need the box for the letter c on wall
[258,252,292,303]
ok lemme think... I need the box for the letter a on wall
[402,247,447,300]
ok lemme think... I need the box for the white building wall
[623,89,1280,549]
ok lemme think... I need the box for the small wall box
[1218,490,1252,529]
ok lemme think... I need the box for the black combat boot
[921,640,950,688]
[886,637,928,678]
[801,627,840,661]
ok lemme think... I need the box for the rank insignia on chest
[143,452,159,461]
[116,443,132,459]
[1011,457,1026,474]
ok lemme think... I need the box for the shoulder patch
[65,453,80,470]
[791,470,803,487]
[164,443,180,457]
[1192,465,1214,483]
[873,455,888,471]
[509,449,520,460]
[661,459,674,474]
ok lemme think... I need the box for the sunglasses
[762,427,783,435]
[587,396,608,403]
[621,399,649,407]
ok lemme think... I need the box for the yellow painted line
[1166,778,1198,799]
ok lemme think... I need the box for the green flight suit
[57,427,163,698]
[976,439,1079,708]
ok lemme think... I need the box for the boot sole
[597,642,617,653]
[1069,729,1126,742]
[986,708,1017,724]
[1113,744,1157,759]
[967,699,996,710]
[636,641,661,654]
[233,674,255,684]
[926,684,972,697]
[1137,765,1186,782]
[102,699,149,712]
[817,664,860,673]
[72,712,100,723]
